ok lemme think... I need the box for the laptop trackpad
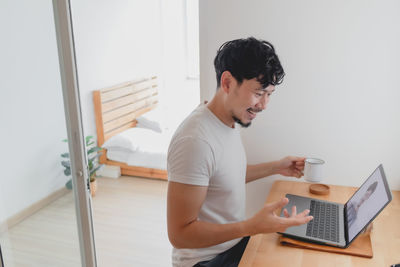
[280,194,311,234]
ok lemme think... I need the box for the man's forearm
[245,161,278,183]
[170,218,254,249]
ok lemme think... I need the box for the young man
[167,37,313,267]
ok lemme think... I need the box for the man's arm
[246,156,306,183]
[167,181,313,249]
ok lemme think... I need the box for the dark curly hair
[214,37,285,89]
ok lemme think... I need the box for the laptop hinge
[343,204,349,244]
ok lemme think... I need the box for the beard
[233,115,251,128]
[232,107,262,128]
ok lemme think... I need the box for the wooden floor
[0,176,172,267]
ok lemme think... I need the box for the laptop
[279,164,392,248]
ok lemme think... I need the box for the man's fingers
[295,162,305,168]
[294,210,313,225]
[290,156,306,164]
[279,209,313,227]
[281,215,313,228]
[294,170,303,178]
[291,205,297,216]
[267,197,289,211]
[295,215,314,225]
[297,209,310,217]
[283,208,289,218]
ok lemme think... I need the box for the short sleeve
[167,136,215,186]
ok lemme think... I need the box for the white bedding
[104,127,173,170]
[107,149,167,170]
[102,107,180,170]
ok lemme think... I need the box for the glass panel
[0,0,84,266]
[66,0,200,266]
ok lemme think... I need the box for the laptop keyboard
[306,200,340,242]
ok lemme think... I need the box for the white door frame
[52,0,97,266]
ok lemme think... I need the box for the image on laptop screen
[346,166,390,242]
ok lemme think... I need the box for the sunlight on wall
[158,0,200,130]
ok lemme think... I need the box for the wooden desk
[239,180,400,267]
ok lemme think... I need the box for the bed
[93,76,168,180]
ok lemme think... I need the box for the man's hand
[274,156,305,178]
[246,156,305,183]
[247,197,313,234]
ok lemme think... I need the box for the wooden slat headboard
[93,76,159,148]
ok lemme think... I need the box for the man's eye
[255,93,263,97]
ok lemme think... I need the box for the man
[347,181,378,228]
[167,37,313,267]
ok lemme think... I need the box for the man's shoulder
[168,106,218,160]
[172,105,214,139]
[167,107,217,185]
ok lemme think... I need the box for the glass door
[0,0,96,266]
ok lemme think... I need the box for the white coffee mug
[304,158,325,182]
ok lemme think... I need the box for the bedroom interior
[1,0,198,266]
[2,0,399,266]
[93,76,169,180]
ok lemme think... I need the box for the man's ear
[220,71,234,94]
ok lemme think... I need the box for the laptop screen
[345,164,392,243]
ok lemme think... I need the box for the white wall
[0,0,68,222]
[199,0,400,217]
[70,0,162,137]
[71,0,199,137]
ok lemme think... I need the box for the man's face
[227,78,275,128]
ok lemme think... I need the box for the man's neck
[206,90,235,128]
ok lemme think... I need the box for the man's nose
[256,95,269,110]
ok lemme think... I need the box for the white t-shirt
[167,104,247,267]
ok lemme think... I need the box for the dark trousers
[193,237,250,267]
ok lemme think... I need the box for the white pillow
[136,116,162,133]
[102,127,166,153]
[136,108,166,133]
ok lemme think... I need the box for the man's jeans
[193,237,250,267]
